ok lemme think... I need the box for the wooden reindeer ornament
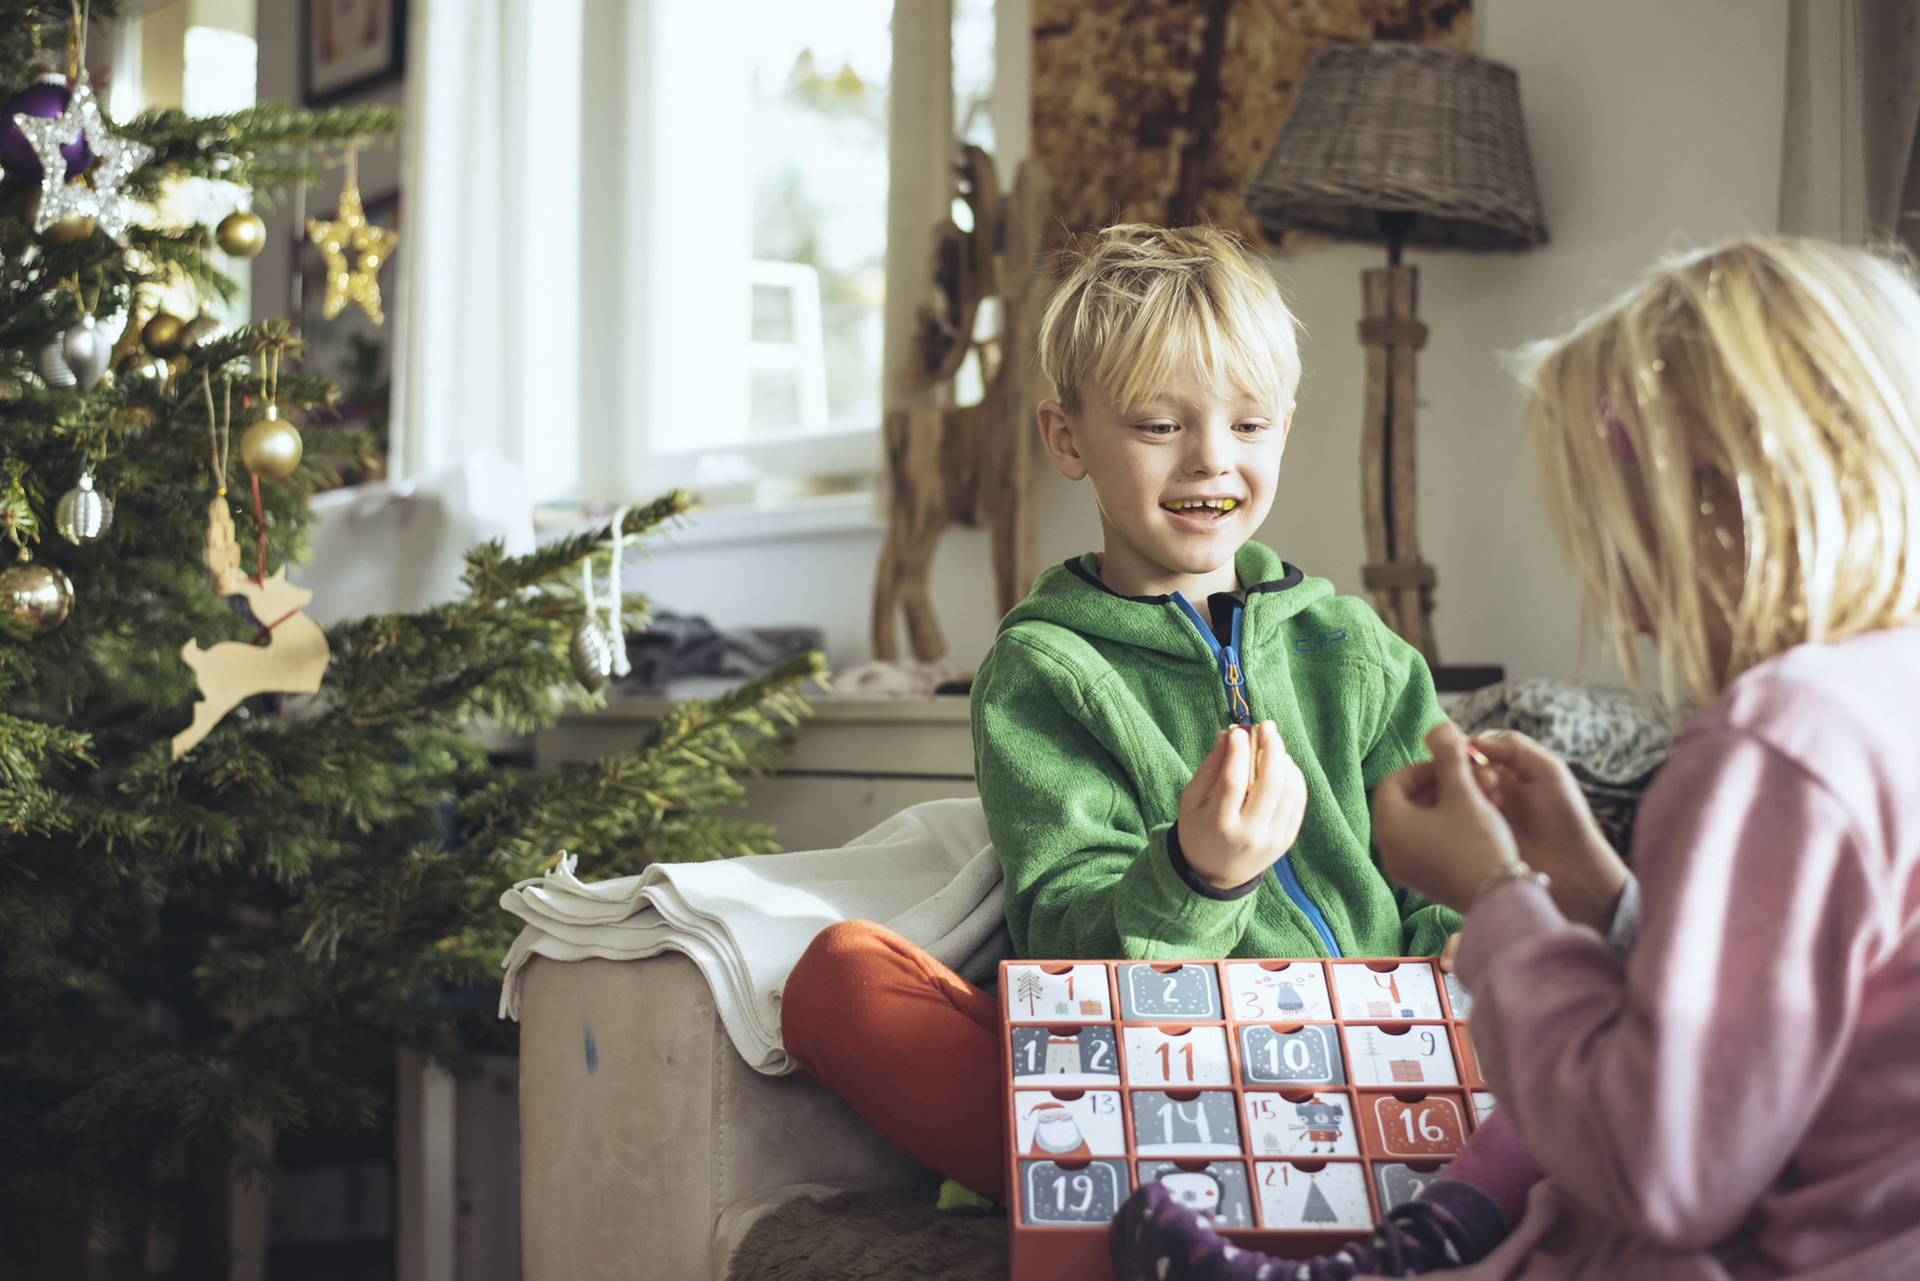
[171,567,330,758]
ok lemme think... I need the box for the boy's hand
[1177,722,1308,890]
[1469,730,1631,932]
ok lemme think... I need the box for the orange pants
[781,920,1008,1201]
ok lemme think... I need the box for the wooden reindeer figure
[871,144,1063,661]
[171,567,331,758]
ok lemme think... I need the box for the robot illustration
[1248,971,1308,1014]
[1292,1096,1347,1153]
[1027,1100,1091,1159]
[1157,1170,1223,1224]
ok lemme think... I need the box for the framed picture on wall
[294,188,399,486]
[303,0,406,105]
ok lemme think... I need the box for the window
[612,0,1001,509]
[747,7,889,442]
[107,0,259,330]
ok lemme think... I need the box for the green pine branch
[0,28,848,1268]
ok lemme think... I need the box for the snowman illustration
[1157,1171,1223,1224]
[1027,1101,1090,1159]
[1291,1096,1346,1153]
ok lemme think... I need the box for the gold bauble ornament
[42,209,95,245]
[216,209,267,257]
[240,405,303,479]
[142,312,188,358]
[0,548,74,639]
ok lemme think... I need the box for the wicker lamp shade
[1246,41,1547,251]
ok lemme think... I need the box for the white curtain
[1779,0,1920,249]
[391,0,585,498]
[392,0,765,503]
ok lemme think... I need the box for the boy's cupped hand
[1178,721,1308,890]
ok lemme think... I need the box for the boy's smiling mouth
[1159,496,1240,526]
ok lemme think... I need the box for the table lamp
[1246,41,1547,673]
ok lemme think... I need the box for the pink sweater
[1446,629,1920,1280]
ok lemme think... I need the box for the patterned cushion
[1449,678,1673,860]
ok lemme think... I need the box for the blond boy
[782,225,1455,1205]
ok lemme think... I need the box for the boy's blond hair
[1036,223,1302,415]
[1520,236,1920,707]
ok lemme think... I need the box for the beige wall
[1259,1,1788,684]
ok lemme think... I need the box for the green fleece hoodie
[970,539,1458,962]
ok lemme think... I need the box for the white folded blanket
[497,797,1008,1075]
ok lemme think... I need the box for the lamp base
[1358,262,1439,665]
[1433,663,1504,695]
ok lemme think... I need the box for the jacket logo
[1293,629,1348,656]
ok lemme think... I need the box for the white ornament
[56,470,114,545]
[62,315,110,390]
[572,506,636,689]
[37,338,75,389]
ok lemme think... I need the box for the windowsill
[557,679,971,724]
[534,488,886,551]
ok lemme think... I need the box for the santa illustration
[1027,1100,1090,1158]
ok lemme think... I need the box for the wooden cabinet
[533,692,979,852]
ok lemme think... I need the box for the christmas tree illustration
[1301,1175,1337,1224]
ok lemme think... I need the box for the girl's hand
[1371,723,1521,913]
[1470,730,1632,932]
[1179,722,1308,889]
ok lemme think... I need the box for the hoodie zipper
[1171,592,1343,958]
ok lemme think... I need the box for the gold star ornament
[307,160,397,324]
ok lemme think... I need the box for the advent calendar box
[1001,958,1493,1281]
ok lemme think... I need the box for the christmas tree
[0,4,824,1272]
